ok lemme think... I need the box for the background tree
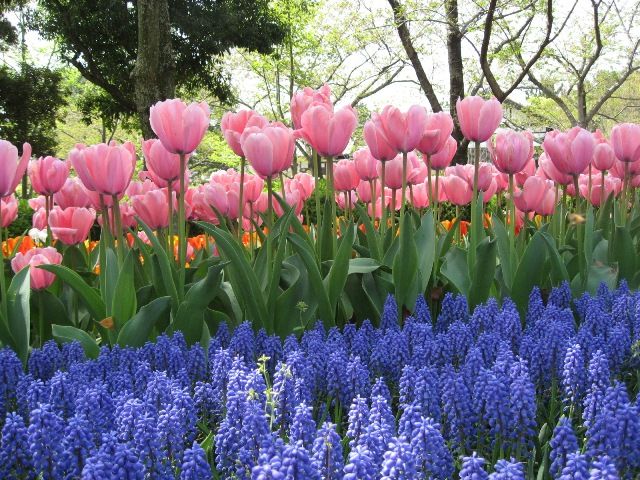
[1,1,66,197]
[32,0,286,137]
[227,0,408,172]
[384,0,573,162]
[520,0,640,129]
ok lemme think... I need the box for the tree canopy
[31,0,286,132]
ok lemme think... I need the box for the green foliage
[0,63,66,156]
[7,199,31,238]
[32,0,286,120]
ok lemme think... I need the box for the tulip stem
[312,149,321,244]
[238,156,245,243]
[326,156,336,251]
[600,170,605,209]
[45,195,53,247]
[434,169,440,225]
[573,175,585,286]
[561,186,567,247]
[111,195,125,264]
[167,184,174,257]
[391,188,397,239]
[623,161,630,225]
[100,196,113,251]
[469,141,481,272]
[380,162,387,240]
[178,153,187,298]
[508,174,516,251]
[401,151,408,232]
[267,176,274,275]
[0,205,7,322]
[369,179,376,225]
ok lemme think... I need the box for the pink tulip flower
[149,99,210,154]
[334,159,360,192]
[48,206,96,245]
[412,182,430,208]
[428,136,457,170]
[542,127,595,176]
[32,208,47,230]
[443,174,473,206]
[380,154,410,190]
[53,178,91,209]
[369,105,429,153]
[142,138,192,184]
[0,141,31,198]
[11,247,62,290]
[1,195,18,227]
[132,189,177,230]
[363,118,398,162]
[29,156,69,196]
[513,176,549,213]
[456,96,503,142]
[353,148,379,181]
[69,142,137,196]
[578,174,621,207]
[240,122,295,179]
[536,188,557,216]
[488,129,532,175]
[592,143,616,172]
[298,103,358,157]
[244,175,266,203]
[287,173,314,201]
[221,110,269,157]
[539,152,573,185]
[290,84,332,130]
[417,112,454,155]
[610,123,640,163]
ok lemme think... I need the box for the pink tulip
[210,169,238,186]
[203,183,230,218]
[443,174,473,206]
[126,179,159,198]
[542,127,595,176]
[0,141,31,198]
[592,143,616,172]
[149,99,210,154]
[288,173,314,201]
[368,196,390,218]
[370,105,429,153]
[53,178,91,209]
[298,103,358,157]
[142,138,190,184]
[488,129,532,175]
[353,148,379,181]
[539,152,573,185]
[515,157,536,187]
[29,156,69,196]
[69,142,137,196]
[29,196,46,211]
[446,163,493,191]
[513,176,548,213]
[412,183,430,208]
[98,202,138,234]
[609,157,640,180]
[380,154,409,190]
[32,208,47,230]
[48,206,96,245]
[407,155,427,185]
[0,195,18,227]
[536,188,557,216]
[417,112,454,155]
[244,175,266,203]
[187,186,219,224]
[456,97,503,142]
[363,118,397,162]
[274,189,303,217]
[610,123,640,163]
[240,123,295,179]
[428,136,457,170]
[221,110,269,156]
[290,84,332,130]
[132,189,177,230]
[333,159,360,192]
[356,180,382,204]
[335,191,357,210]
[11,247,62,290]
[579,174,621,207]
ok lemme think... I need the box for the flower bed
[1,283,638,479]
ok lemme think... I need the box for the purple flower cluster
[0,282,639,478]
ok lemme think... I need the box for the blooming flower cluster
[0,282,639,479]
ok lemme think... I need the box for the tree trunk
[576,81,587,127]
[445,0,468,164]
[132,0,175,141]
